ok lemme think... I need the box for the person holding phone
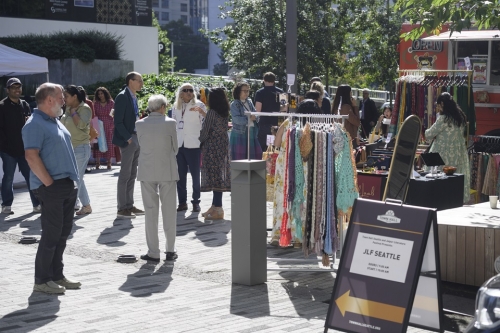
[171,83,207,213]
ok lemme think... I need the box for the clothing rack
[244,112,348,161]
[470,135,500,154]
[240,112,349,273]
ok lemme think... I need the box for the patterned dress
[199,109,231,192]
[425,115,470,202]
[93,100,116,160]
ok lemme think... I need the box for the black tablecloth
[406,174,464,211]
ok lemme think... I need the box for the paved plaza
[0,166,474,332]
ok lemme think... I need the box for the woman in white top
[171,83,206,213]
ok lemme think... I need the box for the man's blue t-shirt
[22,109,79,189]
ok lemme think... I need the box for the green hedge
[0,30,123,62]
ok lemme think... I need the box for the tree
[207,0,400,93]
[213,52,230,76]
[348,0,402,94]
[153,14,174,74]
[164,20,209,73]
[396,0,500,41]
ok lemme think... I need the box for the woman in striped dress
[93,87,115,169]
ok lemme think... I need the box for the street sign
[325,198,443,333]
[159,42,165,54]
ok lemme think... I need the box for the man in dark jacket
[359,89,379,138]
[0,78,40,214]
[112,72,145,219]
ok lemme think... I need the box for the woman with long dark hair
[62,85,93,215]
[199,88,231,220]
[424,92,470,202]
[331,84,360,144]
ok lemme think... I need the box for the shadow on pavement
[118,262,173,297]
[230,283,270,318]
[194,219,231,247]
[96,218,134,247]
[0,212,38,232]
[0,292,61,332]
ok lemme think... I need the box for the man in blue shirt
[22,83,81,295]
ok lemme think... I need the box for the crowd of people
[0,70,469,295]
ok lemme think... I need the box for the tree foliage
[207,0,401,92]
[163,20,209,73]
[396,0,500,41]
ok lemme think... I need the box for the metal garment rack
[242,111,348,272]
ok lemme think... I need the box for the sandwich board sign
[325,198,443,333]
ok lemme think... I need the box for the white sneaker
[33,205,42,213]
[1,206,13,214]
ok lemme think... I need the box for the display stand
[420,152,446,178]
[324,198,443,333]
[229,112,348,281]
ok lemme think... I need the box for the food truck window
[457,41,489,58]
[491,41,500,86]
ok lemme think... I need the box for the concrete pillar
[231,160,267,285]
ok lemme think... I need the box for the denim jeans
[33,178,77,284]
[74,144,91,206]
[0,152,39,207]
[176,147,200,205]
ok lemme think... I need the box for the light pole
[171,41,174,73]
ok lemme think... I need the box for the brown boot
[201,205,215,217]
[205,207,224,220]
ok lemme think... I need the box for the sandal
[76,205,92,215]
[107,163,112,170]
[95,163,100,169]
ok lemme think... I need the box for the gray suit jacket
[136,112,179,182]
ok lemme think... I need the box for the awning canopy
[422,30,500,41]
[0,43,48,77]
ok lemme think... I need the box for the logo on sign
[377,210,401,224]
[408,39,443,53]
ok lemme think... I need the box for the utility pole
[286,0,297,94]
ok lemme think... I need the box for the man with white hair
[136,95,179,261]
[171,83,206,213]
[23,83,80,294]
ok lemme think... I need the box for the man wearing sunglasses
[171,83,206,213]
[112,72,145,219]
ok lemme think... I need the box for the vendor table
[357,172,464,210]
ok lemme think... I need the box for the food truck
[399,24,500,135]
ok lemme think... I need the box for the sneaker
[33,281,65,294]
[33,205,42,214]
[54,277,81,289]
[165,252,178,261]
[1,206,13,215]
[117,209,136,219]
[130,206,145,215]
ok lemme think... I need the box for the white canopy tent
[0,44,48,187]
[0,43,48,77]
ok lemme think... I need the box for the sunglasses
[182,88,194,93]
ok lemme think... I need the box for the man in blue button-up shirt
[22,83,81,295]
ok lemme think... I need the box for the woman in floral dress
[199,88,231,220]
[93,87,115,169]
[425,92,470,202]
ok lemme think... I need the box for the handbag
[97,120,108,152]
[263,145,278,176]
